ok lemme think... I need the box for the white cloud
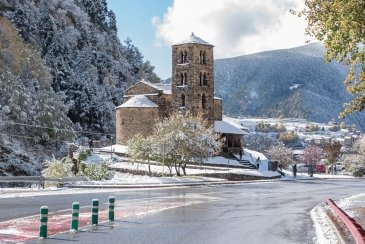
[153,0,311,58]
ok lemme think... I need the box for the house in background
[115,33,245,154]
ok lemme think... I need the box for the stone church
[116,33,245,153]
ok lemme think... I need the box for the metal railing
[0,176,88,188]
[326,198,365,244]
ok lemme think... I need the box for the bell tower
[171,33,215,126]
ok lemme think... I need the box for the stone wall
[125,82,159,96]
[155,94,172,119]
[171,43,215,126]
[116,107,158,144]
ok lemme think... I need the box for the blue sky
[107,0,310,81]
[107,0,173,80]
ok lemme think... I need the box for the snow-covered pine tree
[1,0,160,137]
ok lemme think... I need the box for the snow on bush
[42,157,73,178]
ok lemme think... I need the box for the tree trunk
[148,160,151,177]
[167,165,172,177]
[181,162,187,176]
[174,162,181,176]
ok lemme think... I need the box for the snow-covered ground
[109,157,280,178]
[83,144,282,181]
[311,204,339,244]
[281,168,355,180]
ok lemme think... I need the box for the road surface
[1,179,364,243]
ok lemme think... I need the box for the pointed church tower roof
[173,32,214,47]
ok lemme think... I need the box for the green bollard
[71,202,80,231]
[39,206,48,238]
[91,199,99,226]
[108,196,115,221]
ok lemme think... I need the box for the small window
[180,73,184,86]
[181,94,186,107]
[200,50,206,64]
[183,73,188,86]
[180,50,187,64]
[199,72,203,86]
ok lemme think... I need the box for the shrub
[275,123,287,132]
[279,131,299,143]
[43,157,73,178]
[328,125,340,132]
[352,169,364,177]
[82,161,112,181]
[340,122,347,129]
[78,148,92,162]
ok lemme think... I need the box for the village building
[115,33,245,154]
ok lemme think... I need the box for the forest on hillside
[0,0,160,175]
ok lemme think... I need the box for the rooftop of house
[116,95,158,108]
[214,119,247,135]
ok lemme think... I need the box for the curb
[326,199,365,244]
[65,179,280,189]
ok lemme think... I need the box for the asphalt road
[2,179,365,244]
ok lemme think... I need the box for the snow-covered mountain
[214,43,365,130]
[0,0,160,175]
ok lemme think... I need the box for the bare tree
[323,141,342,174]
[353,136,365,156]
[127,134,157,177]
[245,133,279,152]
[343,136,365,175]
[300,145,324,177]
[154,114,221,176]
[267,144,293,170]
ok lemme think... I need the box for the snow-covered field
[227,116,359,144]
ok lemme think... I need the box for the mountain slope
[214,43,365,130]
[0,0,160,175]
[0,16,74,175]
[1,0,160,136]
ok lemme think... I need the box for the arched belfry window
[179,73,184,86]
[180,50,187,64]
[200,51,206,64]
[183,73,188,86]
[202,93,207,109]
[181,94,186,107]
[203,73,208,86]
[199,72,203,86]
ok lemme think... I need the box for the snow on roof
[116,95,158,108]
[223,117,249,133]
[214,120,246,135]
[141,79,172,95]
[174,32,214,46]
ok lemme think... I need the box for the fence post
[39,206,48,238]
[91,199,99,226]
[71,202,80,231]
[108,196,115,221]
